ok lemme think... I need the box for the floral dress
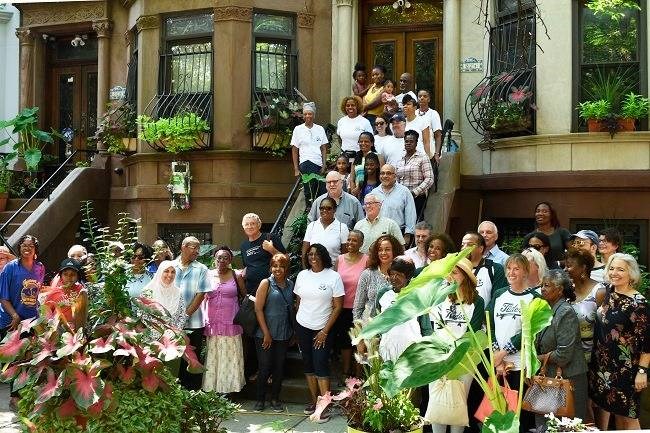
[588,287,650,418]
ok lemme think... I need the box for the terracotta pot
[122,137,138,153]
[0,192,8,212]
[347,427,422,433]
[619,117,636,131]
[587,118,603,132]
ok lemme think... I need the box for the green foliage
[89,103,137,155]
[286,211,309,281]
[621,243,649,297]
[521,298,554,380]
[0,107,61,172]
[621,92,649,119]
[584,0,639,64]
[500,236,524,256]
[577,99,611,120]
[361,388,420,433]
[583,67,636,112]
[138,112,209,154]
[180,390,239,433]
[0,153,16,194]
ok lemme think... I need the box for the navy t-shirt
[241,233,286,295]
[0,259,45,328]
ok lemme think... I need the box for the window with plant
[575,0,645,130]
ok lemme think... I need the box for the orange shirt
[40,283,86,324]
[363,84,385,116]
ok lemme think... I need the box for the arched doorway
[360,0,443,111]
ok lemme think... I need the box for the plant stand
[167,161,191,210]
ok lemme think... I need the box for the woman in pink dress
[202,246,247,393]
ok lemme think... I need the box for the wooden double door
[364,30,443,112]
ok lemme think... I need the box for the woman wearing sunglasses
[302,197,349,270]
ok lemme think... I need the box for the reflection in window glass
[414,40,435,96]
[367,0,442,26]
[165,13,213,37]
[168,42,212,93]
[253,13,294,36]
[581,1,638,64]
[373,42,395,82]
[255,42,290,90]
[56,38,98,61]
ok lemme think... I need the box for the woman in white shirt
[291,102,328,206]
[294,243,344,422]
[302,197,349,269]
[336,96,373,154]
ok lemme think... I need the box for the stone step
[0,211,31,224]
[6,198,44,213]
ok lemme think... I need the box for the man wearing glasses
[569,230,605,282]
[370,164,417,246]
[353,194,404,253]
[308,171,364,230]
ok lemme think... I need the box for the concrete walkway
[0,384,347,433]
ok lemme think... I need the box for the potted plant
[577,99,611,132]
[577,92,649,136]
[0,202,207,432]
[90,103,138,154]
[0,153,15,212]
[620,92,649,127]
[246,95,304,157]
[314,251,553,433]
[0,107,61,172]
[473,81,536,134]
[138,112,210,154]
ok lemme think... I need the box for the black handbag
[234,294,257,337]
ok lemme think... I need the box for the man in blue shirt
[370,164,417,246]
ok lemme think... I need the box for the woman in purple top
[0,235,45,336]
[202,246,247,393]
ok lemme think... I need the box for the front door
[50,65,98,162]
[361,0,444,112]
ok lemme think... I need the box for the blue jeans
[296,322,331,379]
[299,160,324,207]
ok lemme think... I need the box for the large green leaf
[352,251,470,344]
[24,148,42,171]
[379,334,472,397]
[446,330,489,379]
[482,411,519,433]
[520,297,553,378]
[32,129,54,143]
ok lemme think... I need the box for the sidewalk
[0,384,346,433]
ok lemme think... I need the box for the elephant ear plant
[0,202,225,432]
[343,249,553,433]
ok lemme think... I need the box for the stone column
[297,12,315,100]
[332,0,353,122]
[93,19,112,119]
[443,0,461,126]
[15,27,35,110]
[213,5,252,150]
[135,14,161,153]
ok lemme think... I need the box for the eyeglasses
[380,171,395,176]
[363,201,380,207]
[319,206,334,211]
[325,180,341,184]
[527,244,544,251]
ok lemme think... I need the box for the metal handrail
[0,149,92,252]
[270,176,302,236]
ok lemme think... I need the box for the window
[252,12,297,92]
[574,0,646,131]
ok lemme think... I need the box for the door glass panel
[55,38,98,61]
[414,40,435,96]
[373,42,395,82]
[367,1,443,26]
[86,71,98,137]
[58,74,75,160]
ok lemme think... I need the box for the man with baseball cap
[375,113,407,166]
[570,229,605,282]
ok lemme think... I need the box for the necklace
[58,286,80,306]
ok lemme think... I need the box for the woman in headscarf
[142,260,187,330]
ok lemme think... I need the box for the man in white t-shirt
[402,94,431,156]
[375,113,406,166]
[416,89,443,162]
[395,72,417,110]
[291,102,328,206]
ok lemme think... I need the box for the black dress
[588,287,650,418]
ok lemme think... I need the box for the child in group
[335,154,351,192]
[40,258,88,330]
[381,79,398,116]
[352,63,368,98]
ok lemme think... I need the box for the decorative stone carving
[120,0,135,8]
[213,6,252,22]
[15,27,34,45]
[297,12,315,29]
[124,30,135,47]
[136,14,160,32]
[22,2,105,26]
[92,19,112,38]
[335,0,353,6]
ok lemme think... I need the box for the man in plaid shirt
[395,129,434,219]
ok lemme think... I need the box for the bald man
[478,220,509,266]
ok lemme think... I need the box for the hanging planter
[138,112,210,153]
[167,161,191,210]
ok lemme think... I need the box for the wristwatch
[638,367,647,375]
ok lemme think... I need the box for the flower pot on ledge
[587,117,636,132]
[122,137,138,153]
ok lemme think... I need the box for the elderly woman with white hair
[291,102,328,207]
[589,253,650,430]
[522,247,547,291]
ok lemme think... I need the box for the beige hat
[0,246,16,261]
[455,257,477,286]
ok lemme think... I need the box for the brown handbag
[522,358,575,418]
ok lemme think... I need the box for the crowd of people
[0,65,647,433]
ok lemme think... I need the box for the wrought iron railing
[270,176,302,239]
[250,47,301,150]
[142,43,213,151]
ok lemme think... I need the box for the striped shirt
[173,259,213,329]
